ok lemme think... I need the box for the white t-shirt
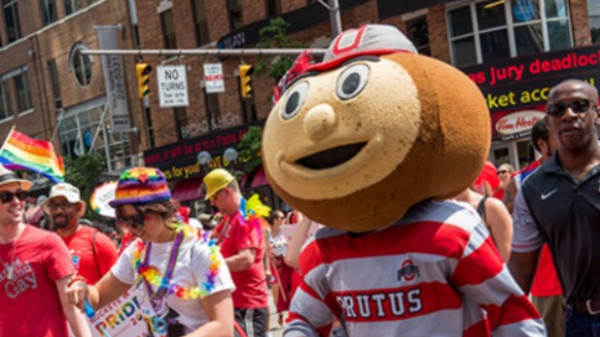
[111,235,235,334]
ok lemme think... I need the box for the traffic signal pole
[319,0,342,37]
[81,48,327,56]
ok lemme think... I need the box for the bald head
[548,79,599,106]
[545,79,600,155]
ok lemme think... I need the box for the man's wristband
[68,275,87,287]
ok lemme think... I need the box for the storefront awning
[171,177,204,202]
[241,167,268,189]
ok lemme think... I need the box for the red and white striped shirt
[284,201,545,337]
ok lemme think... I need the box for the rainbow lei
[131,223,221,300]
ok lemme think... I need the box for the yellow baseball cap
[203,169,235,200]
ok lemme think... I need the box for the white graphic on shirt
[0,258,37,299]
[541,188,558,200]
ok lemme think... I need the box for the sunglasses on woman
[116,212,147,229]
[547,99,596,117]
[0,190,27,204]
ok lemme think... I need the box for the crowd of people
[1,52,600,337]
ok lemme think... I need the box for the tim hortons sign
[495,110,546,141]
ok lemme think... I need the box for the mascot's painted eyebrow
[340,55,380,67]
[284,56,380,89]
[286,71,319,88]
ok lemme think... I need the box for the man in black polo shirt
[509,79,600,336]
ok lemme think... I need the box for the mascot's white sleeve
[283,234,335,337]
[451,220,547,337]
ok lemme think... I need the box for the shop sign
[495,110,546,141]
[462,45,600,113]
[96,26,131,133]
[143,123,263,181]
[462,45,600,90]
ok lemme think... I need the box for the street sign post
[203,63,225,93]
[157,65,189,108]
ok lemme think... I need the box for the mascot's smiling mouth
[296,142,367,169]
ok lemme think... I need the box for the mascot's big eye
[282,81,309,120]
[336,64,370,100]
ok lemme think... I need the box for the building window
[266,0,282,17]
[14,71,32,113]
[0,80,12,120]
[228,0,243,31]
[161,9,177,49]
[68,43,93,87]
[48,60,62,110]
[174,107,188,140]
[207,93,220,124]
[40,0,57,25]
[3,0,21,43]
[447,0,571,67]
[64,0,82,15]
[406,16,431,55]
[589,0,600,44]
[59,100,134,170]
[192,0,210,46]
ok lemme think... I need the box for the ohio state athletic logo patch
[398,259,420,282]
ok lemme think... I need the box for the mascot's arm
[450,221,546,336]
[283,239,334,337]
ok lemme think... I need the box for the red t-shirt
[531,244,563,297]
[0,225,74,337]
[216,211,268,308]
[61,225,118,284]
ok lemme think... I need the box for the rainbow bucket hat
[109,167,171,208]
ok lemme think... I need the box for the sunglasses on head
[116,212,147,229]
[547,99,596,117]
[0,190,27,203]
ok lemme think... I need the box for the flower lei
[131,223,221,300]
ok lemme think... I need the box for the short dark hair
[531,120,549,152]
[268,210,285,226]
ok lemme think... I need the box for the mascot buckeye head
[262,24,491,232]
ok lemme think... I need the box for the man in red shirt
[43,182,118,284]
[205,168,269,337]
[0,166,91,337]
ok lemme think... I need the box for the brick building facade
[1,0,598,195]
[0,0,141,174]
[135,0,600,184]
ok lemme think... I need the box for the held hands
[66,275,89,312]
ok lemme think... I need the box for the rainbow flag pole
[0,125,15,154]
[0,126,65,183]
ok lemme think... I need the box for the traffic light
[136,63,152,98]
[239,64,253,98]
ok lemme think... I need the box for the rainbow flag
[0,129,65,183]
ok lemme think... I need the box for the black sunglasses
[0,190,27,204]
[547,99,596,117]
[116,212,147,229]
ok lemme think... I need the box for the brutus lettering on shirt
[1,258,37,299]
[335,287,423,321]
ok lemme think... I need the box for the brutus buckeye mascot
[261,25,546,337]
